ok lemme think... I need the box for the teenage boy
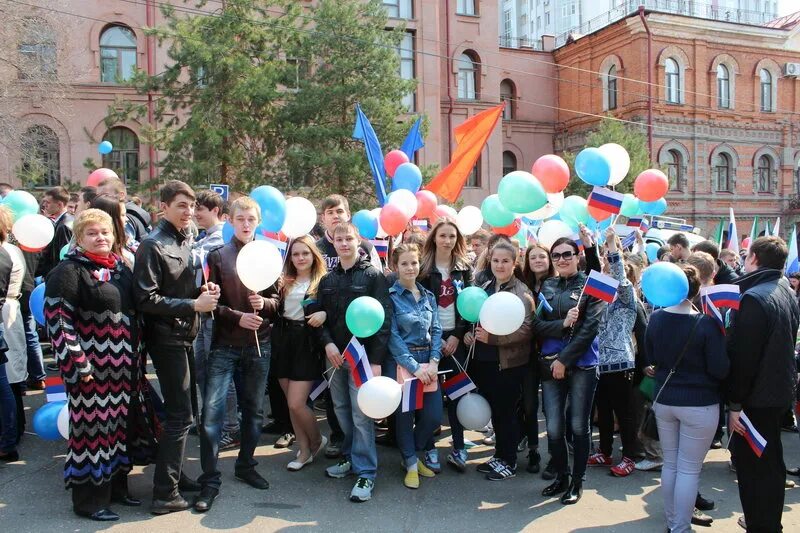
[194,197,279,512]
[134,181,220,514]
[316,222,391,502]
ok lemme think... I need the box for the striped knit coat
[45,253,143,488]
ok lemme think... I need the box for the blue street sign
[210,184,229,201]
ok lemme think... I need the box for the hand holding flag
[582,270,620,304]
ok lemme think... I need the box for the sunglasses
[550,251,575,261]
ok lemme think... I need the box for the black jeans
[732,407,786,533]
[517,358,541,450]
[72,473,128,514]
[267,366,292,433]
[595,371,636,459]
[471,360,525,466]
[149,343,197,500]
[439,330,467,450]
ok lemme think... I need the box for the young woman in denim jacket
[387,243,444,490]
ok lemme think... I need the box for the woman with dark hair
[89,195,130,262]
[788,272,800,308]
[418,219,474,472]
[534,236,606,504]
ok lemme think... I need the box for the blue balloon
[250,186,286,232]
[98,141,113,155]
[640,198,668,216]
[641,262,689,307]
[33,401,66,440]
[392,163,422,193]
[645,242,661,263]
[30,283,46,326]
[352,209,378,240]
[222,222,234,244]
[574,147,611,187]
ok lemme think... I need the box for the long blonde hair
[419,219,470,277]
[282,235,327,297]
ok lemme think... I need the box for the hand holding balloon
[248,293,264,311]
[474,326,489,344]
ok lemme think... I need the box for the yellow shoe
[404,468,420,489]
[417,460,435,478]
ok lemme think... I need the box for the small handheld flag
[620,232,636,250]
[309,378,329,401]
[401,377,424,412]
[700,297,726,334]
[342,337,373,388]
[700,284,740,310]
[442,371,477,400]
[262,231,288,258]
[587,187,624,215]
[45,376,66,402]
[626,216,650,232]
[727,207,740,254]
[739,411,767,458]
[786,224,799,275]
[370,239,389,259]
[583,270,620,304]
[535,295,554,317]
[571,234,585,253]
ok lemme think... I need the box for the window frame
[457,52,478,100]
[665,58,680,104]
[717,64,730,109]
[760,68,773,112]
[22,125,60,187]
[607,65,618,110]
[100,25,137,84]
[666,149,683,191]
[17,19,57,81]
[456,0,476,16]
[714,152,732,192]
[397,32,415,111]
[500,79,515,119]
[502,151,517,177]
[102,127,140,185]
[466,156,482,187]
[757,154,774,193]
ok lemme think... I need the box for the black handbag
[639,315,702,441]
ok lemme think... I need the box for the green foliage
[561,117,651,198]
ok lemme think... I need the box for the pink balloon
[379,204,410,236]
[532,155,570,193]
[493,218,522,237]
[415,190,438,218]
[634,169,669,202]
[384,150,410,178]
[87,168,118,187]
[431,205,457,223]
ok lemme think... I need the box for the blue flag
[786,224,799,275]
[352,104,388,206]
[400,116,425,160]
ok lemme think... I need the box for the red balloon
[493,218,522,236]
[379,204,410,236]
[431,205,457,223]
[87,168,118,187]
[384,150,410,178]
[415,190,437,218]
[532,155,570,193]
[634,169,669,202]
[587,204,613,221]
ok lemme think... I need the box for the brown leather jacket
[479,276,534,370]
[206,237,280,347]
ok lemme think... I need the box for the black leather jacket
[134,219,199,347]
[419,262,473,340]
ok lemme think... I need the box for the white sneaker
[634,458,663,471]
[349,477,374,502]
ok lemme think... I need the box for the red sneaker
[587,453,612,466]
[610,457,636,477]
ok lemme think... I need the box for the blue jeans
[384,351,444,468]
[329,359,377,480]
[23,309,45,381]
[199,343,270,490]
[542,366,598,481]
[194,316,239,433]
[0,362,17,452]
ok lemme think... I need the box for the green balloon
[560,195,591,230]
[481,194,515,228]
[345,296,385,338]
[456,287,489,323]
[620,193,639,218]
[3,190,39,222]
[59,244,70,260]
[498,171,547,214]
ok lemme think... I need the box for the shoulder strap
[652,314,702,405]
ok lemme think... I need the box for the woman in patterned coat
[45,209,146,521]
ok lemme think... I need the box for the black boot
[542,474,570,497]
[560,480,583,505]
[526,449,541,474]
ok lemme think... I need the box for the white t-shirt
[283,280,310,321]
[436,265,456,332]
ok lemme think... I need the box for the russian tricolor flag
[401,377,424,412]
[342,336,373,388]
[45,376,66,402]
[627,216,650,232]
[587,187,624,215]
[701,297,726,334]
[583,270,620,304]
[740,411,767,458]
[370,239,389,259]
[442,371,476,400]
[261,231,288,258]
[571,234,585,253]
[701,284,740,310]
[727,207,740,254]
[786,224,799,275]
[412,219,429,231]
[309,378,329,401]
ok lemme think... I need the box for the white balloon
[370,208,388,238]
[387,189,418,220]
[536,219,573,249]
[456,392,491,431]
[599,143,631,187]
[356,376,402,419]
[281,197,317,239]
[12,214,54,251]
[456,206,483,235]
[479,291,526,336]
[524,192,564,220]
[57,403,69,439]
[235,240,283,292]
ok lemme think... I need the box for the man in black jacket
[37,186,73,278]
[316,222,391,503]
[727,236,800,532]
[691,240,739,284]
[134,181,220,515]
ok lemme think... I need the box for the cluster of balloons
[33,400,69,441]
[455,287,526,336]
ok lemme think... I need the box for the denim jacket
[388,280,443,373]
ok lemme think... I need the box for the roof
[764,11,800,30]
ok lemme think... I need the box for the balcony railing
[499,36,543,50]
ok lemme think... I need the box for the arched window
[22,125,60,186]
[757,155,773,192]
[457,52,477,100]
[665,58,680,104]
[18,18,56,80]
[467,156,481,187]
[607,65,618,110]
[760,69,773,112]
[502,151,517,176]
[102,127,139,185]
[500,79,515,119]
[714,152,732,192]
[717,64,730,109]
[665,149,683,191]
[100,25,137,83]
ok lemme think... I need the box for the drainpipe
[445,0,454,161]
[146,0,156,185]
[638,6,653,162]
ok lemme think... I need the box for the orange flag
[425,103,504,202]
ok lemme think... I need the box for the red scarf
[82,251,117,269]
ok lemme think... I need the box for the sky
[779,0,799,16]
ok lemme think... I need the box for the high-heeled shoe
[560,480,583,505]
[542,475,570,497]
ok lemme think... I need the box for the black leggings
[595,371,636,459]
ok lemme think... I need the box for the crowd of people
[0,179,798,533]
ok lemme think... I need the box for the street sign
[210,183,229,201]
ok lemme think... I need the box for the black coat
[36,212,73,278]
[419,262,473,340]
[714,259,739,285]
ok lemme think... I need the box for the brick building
[554,8,800,236]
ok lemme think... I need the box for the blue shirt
[388,280,443,373]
